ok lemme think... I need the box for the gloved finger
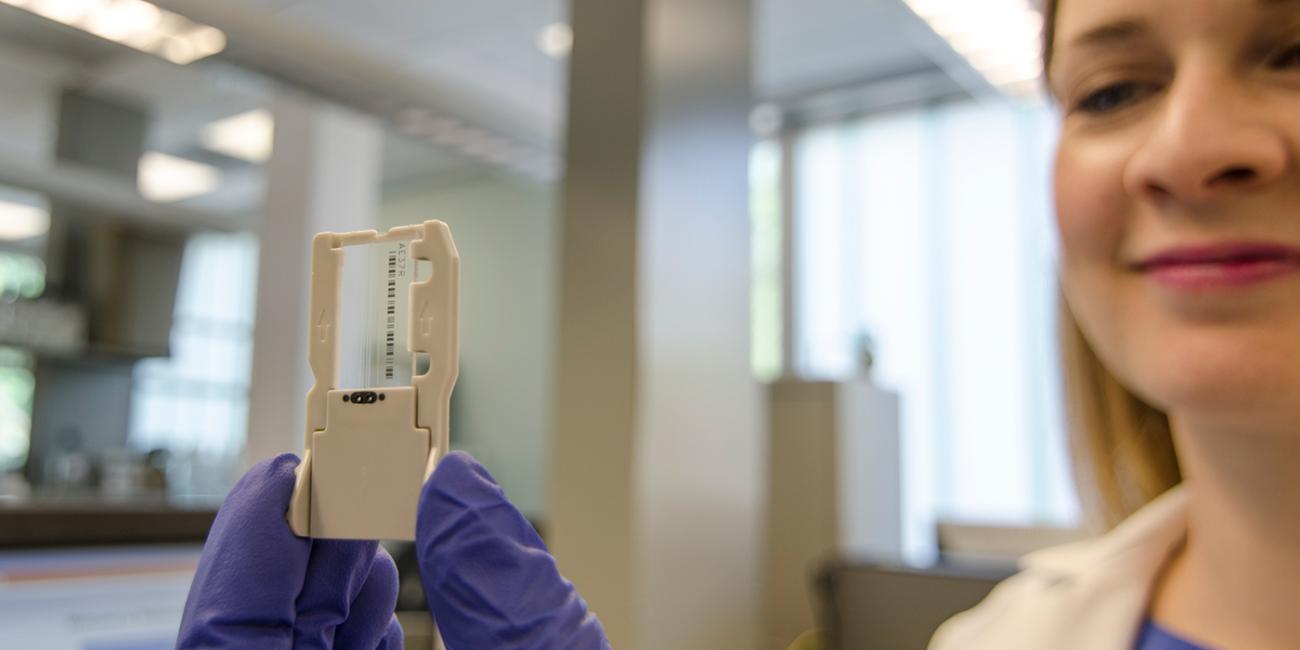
[332,547,401,649]
[377,615,405,650]
[177,453,312,648]
[416,451,609,650]
[292,538,381,648]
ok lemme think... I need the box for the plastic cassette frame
[287,220,460,541]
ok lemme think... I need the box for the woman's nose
[1123,76,1290,208]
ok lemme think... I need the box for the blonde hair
[1058,294,1182,530]
[1043,0,1182,531]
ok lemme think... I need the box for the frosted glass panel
[129,232,258,499]
[792,97,1079,547]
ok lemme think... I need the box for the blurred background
[0,0,1078,648]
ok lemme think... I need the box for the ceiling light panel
[201,109,274,163]
[904,0,1044,99]
[537,22,573,59]
[138,151,220,203]
[0,201,50,241]
[0,0,226,65]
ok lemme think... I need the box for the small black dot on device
[378,393,385,401]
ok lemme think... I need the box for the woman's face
[1051,0,1300,430]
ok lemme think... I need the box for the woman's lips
[1133,243,1300,289]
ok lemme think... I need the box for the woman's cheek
[1053,136,1140,371]
[1054,139,1130,298]
[1053,137,1130,267]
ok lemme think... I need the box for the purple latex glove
[177,453,403,649]
[417,451,610,650]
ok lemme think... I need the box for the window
[790,97,1079,559]
[129,231,258,500]
[0,346,33,474]
[0,252,45,474]
[751,140,784,382]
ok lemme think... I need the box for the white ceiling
[225,0,947,141]
[246,0,571,143]
[0,0,962,216]
[757,0,943,96]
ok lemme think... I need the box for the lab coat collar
[1019,484,1188,580]
[928,484,1191,650]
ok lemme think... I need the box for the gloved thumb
[415,451,609,650]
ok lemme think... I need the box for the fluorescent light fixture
[0,201,49,241]
[29,0,105,24]
[537,22,573,59]
[138,151,220,202]
[981,58,1044,86]
[201,109,274,163]
[187,24,225,55]
[0,0,226,65]
[904,0,1044,99]
[82,0,157,40]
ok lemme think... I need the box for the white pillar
[764,379,903,648]
[551,1,761,648]
[245,93,383,466]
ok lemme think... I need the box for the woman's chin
[1128,353,1300,431]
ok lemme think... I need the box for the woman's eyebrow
[1065,18,1149,51]
[1068,0,1298,50]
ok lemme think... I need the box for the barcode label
[386,250,396,379]
[383,243,407,381]
[336,239,412,390]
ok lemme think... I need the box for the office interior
[0,0,1072,648]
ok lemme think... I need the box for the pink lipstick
[1133,242,1300,289]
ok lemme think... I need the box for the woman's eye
[1074,82,1153,114]
[1271,43,1300,68]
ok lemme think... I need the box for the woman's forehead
[1055,0,1298,45]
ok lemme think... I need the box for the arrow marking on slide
[316,311,332,343]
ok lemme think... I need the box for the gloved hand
[417,451,610,650]
[177,453,402,649]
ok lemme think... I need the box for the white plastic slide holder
[287,220,460,540]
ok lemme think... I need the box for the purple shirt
[1135,617,1214,650]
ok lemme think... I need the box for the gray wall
[379,172,558,519]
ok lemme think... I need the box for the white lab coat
[928,485,1188,650]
